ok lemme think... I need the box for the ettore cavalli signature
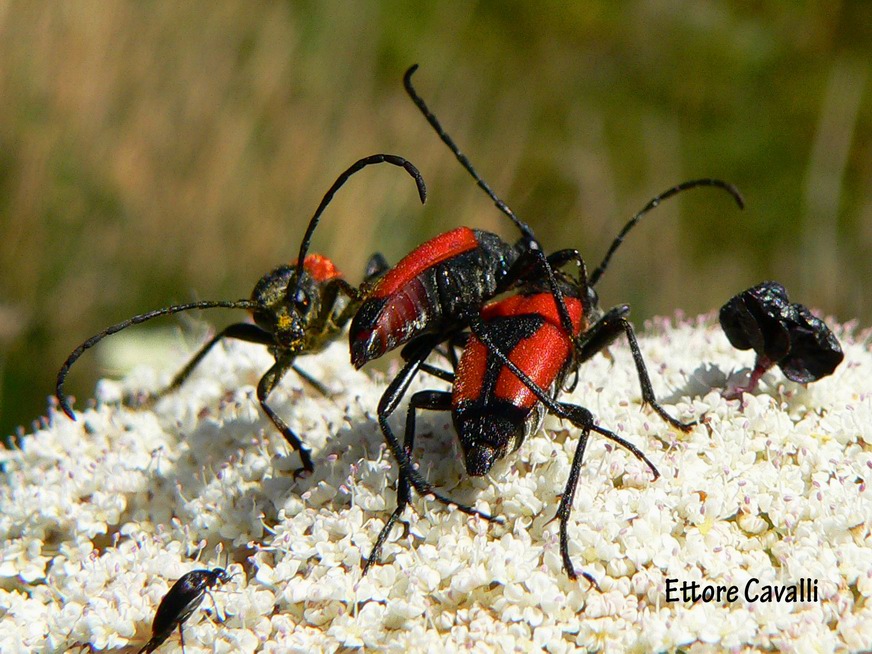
[666,578,819,604]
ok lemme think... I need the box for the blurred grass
[1,2,870,438]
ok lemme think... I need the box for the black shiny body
[720,281,843,395]
[366,267,684,581]
[139,567,231,654]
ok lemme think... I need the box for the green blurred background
[1,2,870,438]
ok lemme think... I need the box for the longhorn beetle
[350,65,577,371]
[348,65,599,523]
[55,154,425,476]
[351,65,742,528]
[365,178,744,581]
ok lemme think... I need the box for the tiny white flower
[2,321,869,651]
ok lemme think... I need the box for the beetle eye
[294,289,310,309]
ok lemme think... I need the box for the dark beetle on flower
[719,281,843,396]
[139,567,233,654]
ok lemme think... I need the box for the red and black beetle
[365,179,744,581]
[352,65,745,535]
[55,154,424,476]
[350,66,594,523]
[350,66,578,369]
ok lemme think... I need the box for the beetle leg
[581,306,695,431]
[329,254,391,335]
[377,335,499,523]
[146,322,273,403]
[364,389,453,575]
[290,364,332,397]
[551,401,660,587]
[257,358,312,476]
[417,362,455,383]
[550,402,596,585]
[363,252,390,283]
[204,587,224,623]
[323,277,365,329]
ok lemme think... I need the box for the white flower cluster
[1,315,870,652]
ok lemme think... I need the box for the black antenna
[404,64,576,338]
[404,65,536,239]
[589,179,744,287]
[291,154,427,299]
[55,299,256,419]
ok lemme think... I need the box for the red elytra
[366,227,480,298]
[454,292,585,411]
[349,228,522,369]
[481,290,584,325]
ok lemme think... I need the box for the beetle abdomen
[350,227,517,368]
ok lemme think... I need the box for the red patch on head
[292,254,342,282]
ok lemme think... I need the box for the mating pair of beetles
[55,65,744,583]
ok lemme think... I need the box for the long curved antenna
[589,179,744,287]
[56,299,256,419]
[292,154,427,298]
[404,65,535,239]
[404,64,576,339]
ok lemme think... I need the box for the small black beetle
[719,281,843,396]
[138,567,232,654]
